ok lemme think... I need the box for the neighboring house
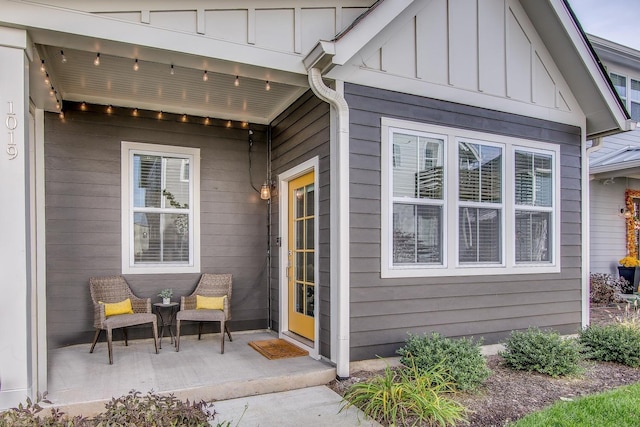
[0,0,632,408]
[588,35,640,280]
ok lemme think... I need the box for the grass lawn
[513,382,640,426]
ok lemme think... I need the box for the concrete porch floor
[46,330,336,417]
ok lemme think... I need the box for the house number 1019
[6,101,18,160]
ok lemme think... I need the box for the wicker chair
[89,276,158,364]
[176,273,232,353]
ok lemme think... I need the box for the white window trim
[609,70,640,121]
[381,118,561,278]
[121,141,201,275]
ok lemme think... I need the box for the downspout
[583,136,603,327]
[308,68,350,379]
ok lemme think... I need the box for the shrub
[340,358,467,427]
[397,332,490,392]
[500,328,582,377]
[0,390,223,427]
[579,324,640,367]
[590,273,626,305]
[0,392,89,426]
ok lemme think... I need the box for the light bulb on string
[265,81,271,91]
[133,59,139,71]
[94,53,100,66]
[202,70,208,81]
[170,64,175,75]
[60,50,67,63]
[234,76,240,87]
[40,60,45,73]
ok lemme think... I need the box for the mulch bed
[329,304,640,426]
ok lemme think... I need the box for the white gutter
[307,67,350,379]
[583,136,603,327]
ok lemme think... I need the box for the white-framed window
[381,118,560,278]
[610,72,640,122]
[121,142,200,274]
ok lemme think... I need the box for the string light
[59,110,65,119]
[49,86,55,96]
[44,73,50,85]
[158,111,163,119]
[106,105,112,114]
[133,58,139,71]
[60,50,67,63]
[170,64,175,75]
[94,53,100,66]
[202,70,208,81]
[55,100,61,110]
[81,102,87,111]
[204,117,210,125]
[181,114,187,122]
[40,60,45,73]
[234,76,240,87]
[132,108,138,117]
[226,120,232,128]
[265,81,271,91]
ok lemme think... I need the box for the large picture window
[381,118,560,277]
[121,142,200,274]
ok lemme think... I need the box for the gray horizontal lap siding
[45,107,269,348]
[346,83,582,361]
[270,90,331,357]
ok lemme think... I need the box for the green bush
[397,332,490,392]
[579,324,640,367]
[500,328,582,377]
[0,390,225,427]
[340,358,467,427]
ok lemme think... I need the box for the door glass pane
[306,184,314,216]
[306,218,314,250]
[459,207,501,264]
[306,285,315,317]
[296,252,304,281]
[306,252,314,283]
[295,282,304,314]
[296,219,304,249]
[295,188,305,218]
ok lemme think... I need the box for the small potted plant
[618,257,640,294]
[158,288,173,305]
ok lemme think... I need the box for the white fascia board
[590,160,640,176]
[549,0,631,135]
[331,0,416,65]
[0,0,306,75]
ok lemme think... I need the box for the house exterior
[588,35,640,283]
[0,0,632,408]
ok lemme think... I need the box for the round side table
[153,302,179,349]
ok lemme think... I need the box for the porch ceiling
[32,43,309,125]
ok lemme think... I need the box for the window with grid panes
[121,142,200,274]
[381,118,560,277]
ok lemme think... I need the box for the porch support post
[0,27,33,409]
[307,68,350,379]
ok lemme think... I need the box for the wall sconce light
[620,208,633,219]
[260,180,276,200]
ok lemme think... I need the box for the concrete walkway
[212,386,382,427]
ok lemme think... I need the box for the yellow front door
[288,172,315,341]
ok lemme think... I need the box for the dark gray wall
[45,104,270,348]
[346,83,583,360]
[269,90,331,357]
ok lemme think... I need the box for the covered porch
[47,330,335,416]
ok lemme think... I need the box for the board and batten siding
[269,90,331,357]
[345,83,582,360]
[45,106,269,348]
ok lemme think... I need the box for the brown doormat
[248,339,309,360]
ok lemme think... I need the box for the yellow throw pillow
[100,298,134,317]
[196,295,226,310]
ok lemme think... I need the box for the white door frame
[277,156,320,359]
